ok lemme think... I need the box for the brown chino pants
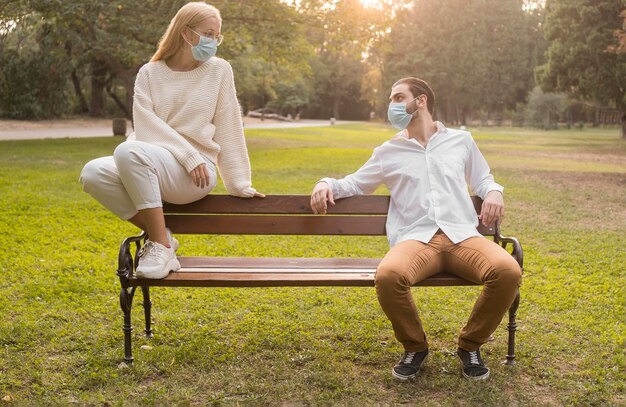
[375,231,522,352]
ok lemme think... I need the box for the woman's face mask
[186,29,219,61]
[387,95,421,130]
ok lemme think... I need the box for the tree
[298,0,377,120]
[525,86,567,129]
[536,0,626,138]
[21,0,161,118]
[214,0,313,114]
[0,2,71,119]
[382,0,543,124]
[1,0,314,120]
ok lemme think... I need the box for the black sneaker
[392,349,429,381]
[457,348,490,380]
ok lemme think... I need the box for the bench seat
[129,257,479,287]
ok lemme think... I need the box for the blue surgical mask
[187,29,218,61]
[387,96,420,130]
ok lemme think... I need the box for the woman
[310,77,521,381]
[80,2,263,279]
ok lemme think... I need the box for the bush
[524,86,567,129]
[0,50,70,119]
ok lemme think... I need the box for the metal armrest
[117,232,147,286]
[494,223,524,270]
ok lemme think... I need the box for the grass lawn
[0,123,624,406]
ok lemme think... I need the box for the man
[310,77,521,381]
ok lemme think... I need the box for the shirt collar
[393,121,448,141]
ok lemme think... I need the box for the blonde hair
[151,2,222,62]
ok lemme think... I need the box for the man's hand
[190,163,210,188]
[310,182,334,214]
[479,190,504,228]
[253,191,266,198]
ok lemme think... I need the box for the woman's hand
[479,190,504,228]
[189,163,210,188]
[310,181,334,214]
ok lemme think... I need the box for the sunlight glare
[359,0,383,9]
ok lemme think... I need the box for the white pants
[79,140,217,220]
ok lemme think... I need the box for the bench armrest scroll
[495,223,523,270]
[117,233,146,287]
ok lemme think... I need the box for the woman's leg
[79,156,139,221]
[80,156,171,236]
[113,140,216,246]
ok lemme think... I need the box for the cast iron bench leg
[120,286,137,364]
[505,289,520,366]
[141,286,153,338]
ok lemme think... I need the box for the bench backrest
[163,195,495,237]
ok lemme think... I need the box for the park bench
[116,194,523,365]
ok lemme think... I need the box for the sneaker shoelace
[402,352,416,364]
[468,350,480,365]
[138,241,163,259]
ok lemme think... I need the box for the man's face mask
[387,95,422,130]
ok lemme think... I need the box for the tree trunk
[70,69,89,114]
[332,95,340,120]
[90,61,108,117]
[621,112,626,139]
[65,42,88,114]
[106,84,129,118]
[125,79,134,123]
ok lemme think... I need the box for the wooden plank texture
[165,215,387,235]
[162,195,494,236]
[163,195,391,215]
[178,257,382,269]
[130,265,478,288]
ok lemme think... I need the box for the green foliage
[524,86,567,129]
[215,0,314,112]
[0,50,70,119]
[4,0,621,126]
[382,0,544,123]
[0,0,315,119]
[537,0,626,111]
[299,0,379,119]
[0,124,625,405]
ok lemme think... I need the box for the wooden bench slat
[166,215,387,235]
[164,195,391,215]
[175,268,376,273]
[129,256,478,287]
[163,195,495,236]
[179,257,381,269]
[130,270,478,288]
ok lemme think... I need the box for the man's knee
[375,262,406,291]
[488,256,522,287]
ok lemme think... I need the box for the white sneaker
[135,240,180,279]
[165,227,179,252]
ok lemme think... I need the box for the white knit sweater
[128,57,256,197]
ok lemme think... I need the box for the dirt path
[0,117,358,141]
[0,118,115,131]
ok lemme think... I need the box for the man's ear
[418,94,427,110]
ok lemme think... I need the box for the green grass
[0,124,624,406]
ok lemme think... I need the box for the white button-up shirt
[321,122,503,246]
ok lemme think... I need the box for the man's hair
[393,77,436,116]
